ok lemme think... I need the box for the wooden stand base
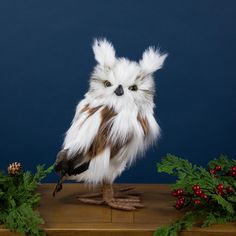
[0,184,235,236]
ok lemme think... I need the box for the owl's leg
[77,184,143,210]
[103,183,144,211]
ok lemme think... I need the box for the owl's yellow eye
[104,80,112,87]
[128,85,138,91]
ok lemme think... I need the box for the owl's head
[86,38,167,112]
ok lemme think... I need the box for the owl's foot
[77,184,143,211]
[114,188,141,199]
[77,197,104,205]
[103,184,143,211]
[77,187,139,199]
[107,199,143,211]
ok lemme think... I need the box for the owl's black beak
[114,84,124,96]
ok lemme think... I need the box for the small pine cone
[8,162,22,176]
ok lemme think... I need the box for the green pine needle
[0,164,54,236]
[154,154,236,236]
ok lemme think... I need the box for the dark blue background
[0,1,235,183]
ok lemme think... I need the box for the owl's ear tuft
[92,38,116,67]
[139,47,168,74]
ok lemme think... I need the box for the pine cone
[8,162,22,176]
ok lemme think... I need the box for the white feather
[139,47,168,74]
[92,38,116,67]
[69,147,111,184]
[63,102,102,157]
[61,38,167,185]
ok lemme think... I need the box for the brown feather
[87,106,117,158]
[85,106,133,159]
[81,104,102,117]
[81,104,90,113]
[88,105,103,117]
[79,104,103,129]
[82,106,133,160]
[110,133,133,159]
[137,114,149,136]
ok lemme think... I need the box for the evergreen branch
[154,154,236,236]
[0,163,53,236]
[154,212,196,236]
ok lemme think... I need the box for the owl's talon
[116,187,135,192]
[53,183,62,197]
[112,197,141,203]
[107,199,144,210]
[112,199,143,207]
[77,197,105,205]
[114,193,141,200]
[115,187,142,197]
[107,201,137,211]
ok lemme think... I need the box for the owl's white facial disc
[88,60,154,112]
[86,38,167,113]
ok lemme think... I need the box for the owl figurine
[54,39,167,210]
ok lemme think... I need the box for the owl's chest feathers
[81,104,151,159]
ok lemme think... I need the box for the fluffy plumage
[54,38,167,188]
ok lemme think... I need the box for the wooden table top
[1,184,236,236]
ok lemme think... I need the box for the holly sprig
[154,154,236,236]
[0,162,54,236]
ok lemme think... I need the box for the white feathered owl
[54,38,167,210]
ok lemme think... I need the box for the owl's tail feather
[53,175,66,197]
[53,149,90,197]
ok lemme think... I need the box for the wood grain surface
[0,184,235,236]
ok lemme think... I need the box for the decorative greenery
[154,154,236,236]
[0,163,54,236]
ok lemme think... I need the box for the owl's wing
[53,100,103,196]
[53,149,91,197]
